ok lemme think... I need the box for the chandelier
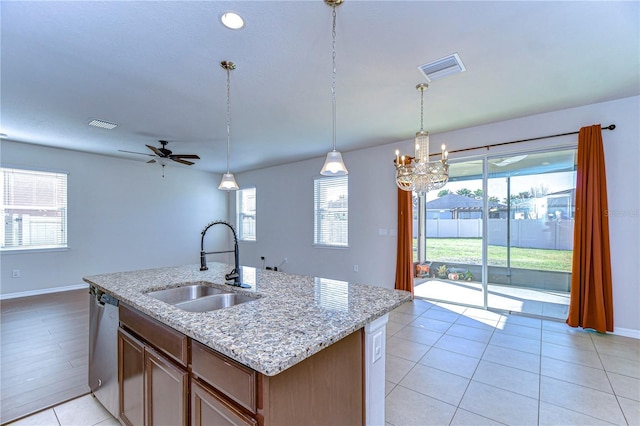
[394,83,449,194]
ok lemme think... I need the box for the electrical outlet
[12,269,20,278]
[353,264,359,273]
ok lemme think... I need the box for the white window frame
[313,175,348,248]
[1,166,68,252]
[236,186,256,242]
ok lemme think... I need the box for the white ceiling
[1,1,638,173]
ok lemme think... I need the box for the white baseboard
[0,283,88,300]
[612,327,640,340]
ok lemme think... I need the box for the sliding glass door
[486,149,576,318]
[414,147,576,320]
[413,158,486,308]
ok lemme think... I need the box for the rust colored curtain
[395,188,414,297]
[566,124,614,333]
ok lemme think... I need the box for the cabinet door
[191,380,256,426]
[145,346,188,426]
[118,328,145,426]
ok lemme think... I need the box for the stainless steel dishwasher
[89,285,119,418]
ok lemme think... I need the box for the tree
[437,189,451,197]
[530,184,549,198]
[456,188,473,197]
[473,189,484,199]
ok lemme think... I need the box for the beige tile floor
[6,394,118,426]
[385,298,639,426]
[9,299,640,426]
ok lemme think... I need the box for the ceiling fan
[119,140,200,166]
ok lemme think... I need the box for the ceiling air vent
[418,53,466,82]
[88,119,118,130]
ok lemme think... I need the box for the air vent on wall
[88,119,118,130]
[418,53,466,82]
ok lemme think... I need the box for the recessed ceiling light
[88,119,118,130]
[221,12,244,30]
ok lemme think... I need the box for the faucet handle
[225,271,240,281]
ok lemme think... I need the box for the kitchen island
[84,262,411,425]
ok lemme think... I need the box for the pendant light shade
[320,0,348,176]
[219,60,239,191]
[320,150,348,176]
[218,173,239,190]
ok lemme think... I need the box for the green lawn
[416,238,573,272]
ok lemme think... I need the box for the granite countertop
[83,262,411,376]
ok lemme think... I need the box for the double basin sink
[146,283,258,312]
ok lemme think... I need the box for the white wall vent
[418,53,466,82]
[88,119,118,130]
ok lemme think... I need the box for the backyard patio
[414,277,570,320]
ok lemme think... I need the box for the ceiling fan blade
[118,149,156,157]
[146,145,164,157]
[171,154,200,159]
[172,158,195,166]
[147,159,156,164]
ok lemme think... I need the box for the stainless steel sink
[146,284,258,312]
[174,293,257,312]
[146,284,228,304]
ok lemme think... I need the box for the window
[1,167,68,250]
[236,187,256,241]
[314,176,348,247]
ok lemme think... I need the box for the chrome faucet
[200,220,249,288]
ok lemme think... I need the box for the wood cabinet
[118,328,145,426]
[191,379,257,426]
[145,345,188,426]
[118,304,189,426]
[118,303,364,426]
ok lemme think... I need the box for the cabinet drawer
[191,340,257,413]
[191,379,257,426]
[119,304,188,367]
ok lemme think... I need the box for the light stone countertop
[83,262,411,376]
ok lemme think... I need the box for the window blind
[236,187,256,241]
[314,175,348,247]
[1,167,68,250]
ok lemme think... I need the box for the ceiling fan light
[218,173,239,190]
[320,150,348,176]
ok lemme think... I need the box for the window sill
[313,244,350,250]
[1,246,69,255]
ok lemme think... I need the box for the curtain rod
[440,124,616,156]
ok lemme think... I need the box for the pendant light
[219,60,240,191]
[320,0,348,176]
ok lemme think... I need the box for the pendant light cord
[331,5,337,152]
[225,66,232,174]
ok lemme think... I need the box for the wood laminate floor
[0,289,90,424]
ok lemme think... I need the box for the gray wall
[0,141,227,295]
[234,96,640,334]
